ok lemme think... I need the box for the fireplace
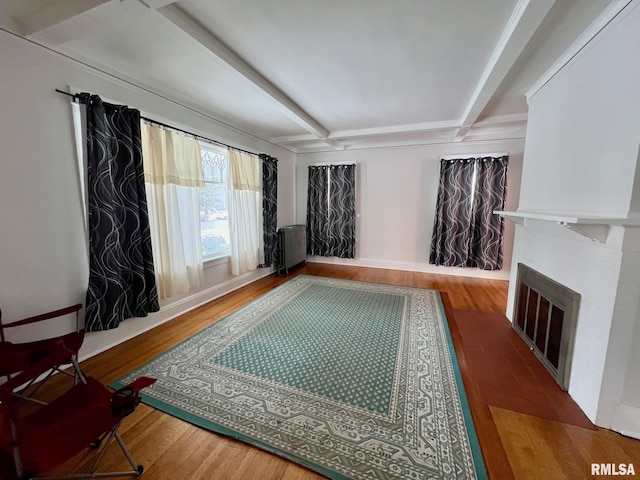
[513,263,580,390]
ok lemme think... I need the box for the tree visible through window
[200,142,231,259]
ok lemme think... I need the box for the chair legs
[12,370,59,407]
[12,357,87,407]
[2,375,154,480]
[28,420,144,480]
[70,356,87,385]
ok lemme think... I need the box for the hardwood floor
[16,264,640,479]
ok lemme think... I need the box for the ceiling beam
[0,12,24,36]
[25,0,152,45]
[452,125,472,143]
[269,134,320,145]
[135,0,178,9]
[20,0,110,37]
[157,3,336,148]
[328,120,460,140]
[457,0,556,138]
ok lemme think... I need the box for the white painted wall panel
[604,227,640,432]
[520,3,640,215]
[296,139,524,280]
[0,31,295,359]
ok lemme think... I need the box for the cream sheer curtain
[142,123,204,298]
[227,149,263,275]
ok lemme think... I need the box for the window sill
[204,255,230,269]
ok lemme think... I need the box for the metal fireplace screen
[513,263,581,390]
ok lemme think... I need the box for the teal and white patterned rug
[113,275,487,480]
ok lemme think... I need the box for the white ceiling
[0,0,615,152]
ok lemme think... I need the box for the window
[429,155,508,270]
[199,142,230,260]
[306,164,356,259]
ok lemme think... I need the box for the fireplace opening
[513,263,580,390]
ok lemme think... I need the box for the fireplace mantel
[494,210,640,243]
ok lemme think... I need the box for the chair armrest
[110,377,156,418]
[123,376,156,394]
[2,304,82,329]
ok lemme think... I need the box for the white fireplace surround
[493,0,640,440]
[500,213,640,439]
[495,210,640,244]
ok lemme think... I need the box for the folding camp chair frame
[0,304,87,406]
[27,419,144,480]
[1,352,154,480]
[0,305,155,480]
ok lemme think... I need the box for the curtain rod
[440,152,509,161]
[55,89,261,157]
[308,161,356,167]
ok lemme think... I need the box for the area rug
[113,275,487,480]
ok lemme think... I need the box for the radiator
[277,225,306,274]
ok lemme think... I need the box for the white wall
[508,1,640,433]
[296,139,524,280]
[0,30,296,359]
[607,226,640,438]
[519,5,640,216]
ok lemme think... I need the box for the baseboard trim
[307,256,511,280]
[80,268,274,361]
[610,404,640,440]
[80,258,509,361]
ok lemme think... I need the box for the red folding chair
[0,304,86,405]
[0,343,155,479]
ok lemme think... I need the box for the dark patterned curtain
[429,159,476,267]
[306,164,356,258]
[468,156,508,269]
[80,94,159,332]
[306,166,330,256]
[259,154,278,268]
[328,164,356,258]
[429,156,508,270]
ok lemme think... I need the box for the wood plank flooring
[11,264,640,479]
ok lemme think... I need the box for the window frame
[199,141,231,263]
